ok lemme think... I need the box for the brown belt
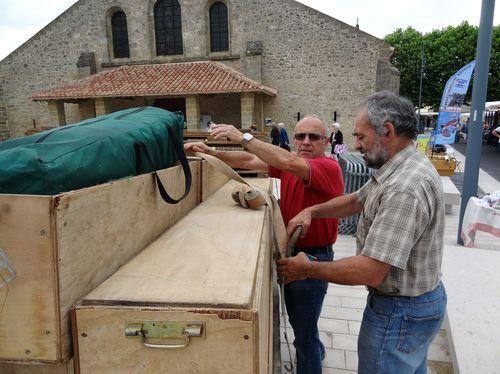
[367,287,401,297]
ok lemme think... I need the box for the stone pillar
[78,100,96,120]
[48,100,67,126]
[0,84,9,139]
[241,92,255,129]
[95,98,112,116]
[186,96,200,129]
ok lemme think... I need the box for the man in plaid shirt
[278,91,447,374]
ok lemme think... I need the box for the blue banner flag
[434,61,476,144]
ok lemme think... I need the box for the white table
[461,197,500,247]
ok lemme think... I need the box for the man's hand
[287,208,313,239]
[211,124,244,143]
[277,252,311,284]
[184,141,216,156]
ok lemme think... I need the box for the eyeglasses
[294,133,326,141]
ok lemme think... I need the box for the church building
[0,0,399,145]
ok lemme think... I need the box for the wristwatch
[241,132,254,148]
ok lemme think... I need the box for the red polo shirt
[270,157,344,248]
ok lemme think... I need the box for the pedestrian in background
[278,122,290,151]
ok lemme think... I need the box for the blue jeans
[358,282,447,374]
[284,251,334,374]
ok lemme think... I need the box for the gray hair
[297,114,328,136]
[332,122,340,130]
[361,91,418,140]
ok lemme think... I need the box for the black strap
[134,127,192,204]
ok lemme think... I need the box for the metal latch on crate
[125,321,203,349]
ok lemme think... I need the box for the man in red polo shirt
[184,116,344,373]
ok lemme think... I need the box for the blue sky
[0,0,498,60]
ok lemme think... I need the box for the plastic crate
[337,153,375,235]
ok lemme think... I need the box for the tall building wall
[0,0,399,146]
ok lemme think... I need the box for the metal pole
[417,45,424,132]
[457,0,495,245]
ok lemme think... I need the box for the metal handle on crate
[125,322,203,349]
[137,329,190,349]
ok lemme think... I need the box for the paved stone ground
[280,233,453,373]
[452,142,500,182]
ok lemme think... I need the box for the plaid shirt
[356,144,445,296]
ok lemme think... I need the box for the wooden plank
[252,209,273,374]
[0,359,74,374]
[201,159,230,201]
[74,307,255,373]
[0,195,59,361]
[55,162,201,360]
[83,178,270,307]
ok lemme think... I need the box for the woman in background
[329,122,345,157]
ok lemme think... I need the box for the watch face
[242,133,253,146]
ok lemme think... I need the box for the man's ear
[384,122,395,138]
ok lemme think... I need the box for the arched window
[111,11,130,58]
[210,2,229,52]
[154,0,183,55]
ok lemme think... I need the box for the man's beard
[361,142,388,169]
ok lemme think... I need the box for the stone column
[241,92,255,129]
[78,100,96,120]
[48,100,67,126]
[0,84,9,139]
[186,96,200,129]
[95,98,112,116]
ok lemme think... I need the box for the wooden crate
[72,178,274,373]
[428,155,457,176]
[0,160,229,364]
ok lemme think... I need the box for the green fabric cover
[0,106,185,195]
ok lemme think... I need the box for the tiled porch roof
[31,61,277,101]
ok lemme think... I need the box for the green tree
[385,22,499,109]
[384,27,424,105]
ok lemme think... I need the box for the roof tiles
[31,61,277,100]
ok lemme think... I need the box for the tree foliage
[384,22,499,109]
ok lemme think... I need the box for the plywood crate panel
[0,160,229,364]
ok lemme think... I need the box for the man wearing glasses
[184,116,344,373]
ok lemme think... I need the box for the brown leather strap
[193,152,270,209]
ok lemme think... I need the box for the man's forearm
[246,138,298,169]
[212,149,262,169]
[306,255,389,287]
[245,138,309,179]
[309,192,362,219]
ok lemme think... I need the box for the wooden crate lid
[84,178,270,309]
